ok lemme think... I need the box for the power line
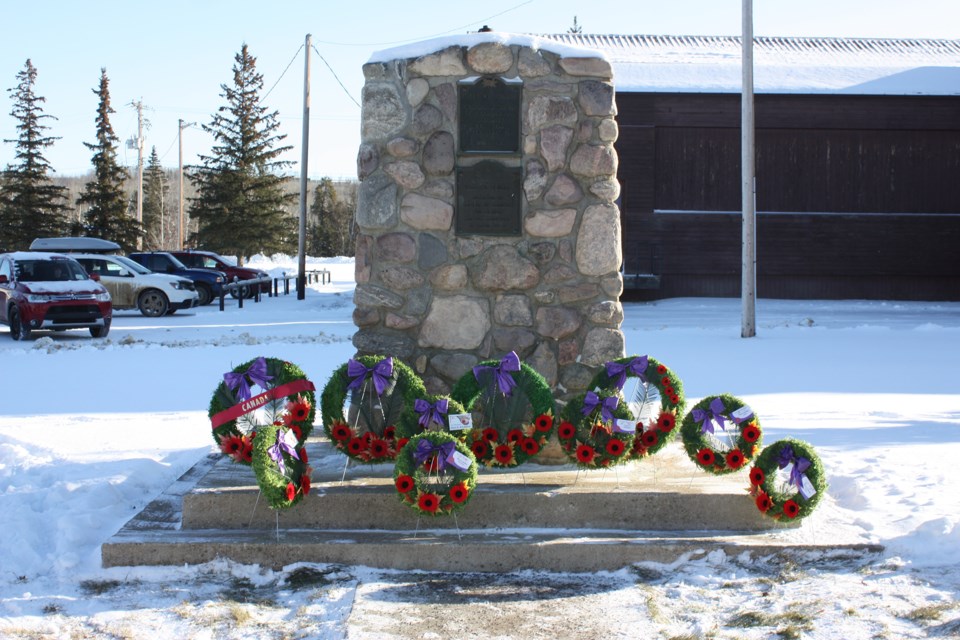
[312,46,361,109]
[261,44,304,104]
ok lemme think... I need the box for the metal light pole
[741,0,757,338]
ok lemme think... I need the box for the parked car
[169,250,270,298]
[0,251,112,340]
[127,252,227,305]
[71,253,199,317]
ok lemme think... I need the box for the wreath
[748,439,826,522]
[393,431,478,516]
[251,422,312,509]
[588,355,686,460]
[320,355,426,464]
[557,389,636,468]
[209,356,316,465]
[450,351,556,468]
[680,393,763,475]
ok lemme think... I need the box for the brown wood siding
[615,92,960,300]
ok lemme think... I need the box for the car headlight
[169,280,186,290]
[96,291,111,302]
[26,293,53,303]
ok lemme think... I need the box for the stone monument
[353,33,624,398]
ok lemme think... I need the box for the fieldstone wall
[354,35,624,398]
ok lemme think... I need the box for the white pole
[297,34,311,301]
[741,0,757,338]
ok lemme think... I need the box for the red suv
[0,251,112,340]
[168,250,270,298]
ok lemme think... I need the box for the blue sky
[1,0,956,180]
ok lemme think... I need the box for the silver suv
[71,253,199,317]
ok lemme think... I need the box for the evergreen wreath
[680,393,763,475]
[748,438,826,522]
[320,355,426,464]
[209,356,316,466]
[557,389,636,468]
[450,352,556,468]
[588,354,686,460]
[393,431,478,516]
[251,422,312,509]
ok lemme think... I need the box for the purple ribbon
[414,398,448,428]
[692,397,727,434]
[268,428,300,475]
[605,356,648,390]
[777,444,812,493]
[472,351,520,397]
[412,438,468,472]
[347,357,393,396]
[223,357,273,401]
[582,391,619,423]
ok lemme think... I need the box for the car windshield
[17,258,88,282]
[166,254,189,270]
[112,255,153,275]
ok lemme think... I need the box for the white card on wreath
[448,413,473,432]
[448,450,472,471]
[731,405,754,423]
[613,418,637,433]
[781,462,817,499]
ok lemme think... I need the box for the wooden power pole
[297,33,311,301]
[741,0,757,338]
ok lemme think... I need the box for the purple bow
[414,398,448,428]
[347,357,393,396]
[472,351,520,397]
[223,357,273,401]
[605,356,648,390]
[268,428,300,475]
[692,397,727,434]
[777,444,812,493]
[413,438,468,472]
[582,391,619,423]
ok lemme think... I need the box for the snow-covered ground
[1,255,958,639]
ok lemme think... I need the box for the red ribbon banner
[211,379,316,430]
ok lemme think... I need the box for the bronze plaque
[459,78,521,153]
[456,161,522,236]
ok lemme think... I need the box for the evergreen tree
[141,146,170,249]
[76,68,140,251]
[0,59,69,251]
[308,177,355,257]
[188,44,296,263]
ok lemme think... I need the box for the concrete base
[102,440,883,571]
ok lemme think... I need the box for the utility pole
[741,0,757,338]
[129,99,147,249]
[297,33,311,301]
[178,119,196,250]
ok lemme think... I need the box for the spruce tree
[141,146,170,249]
[0,59,70,251]
[76,68,140,252]
[188,44,296,263]
[308,177,355,257]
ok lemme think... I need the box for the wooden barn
[546,35,960,301]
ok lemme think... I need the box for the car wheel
[9,306,31,341]
[90,318,111,338]
[196,283,213,306]
[138,289,170,317]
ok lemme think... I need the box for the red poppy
[664,386,674,396]
[576,444,596,464]
[657,411,676,432]
[558,422,576,439]
[471,440,489,459]
[755,491,772,512]
[301,474,311,495]
[742,424,761,443]
[482,428,499,442]
[606,439,625,456]
[362,432,373,444]
[240,443,253,464]
[383,425,396,440]
[369,438,390,458]
[696,448,715,466]
[395,474,415,493]
[289,398,311,422]
[347,437,367,454]
[331,422,352,441]
[782,500,801,518]
[396,437,409,451]
[507,428,525,443]
[632,440,648,457]
[521,438,540,455]
[299,448,308,464]
[657,364,667,374]
[285,482,296,502]
[449,482,469,504]
[661,376,670,385]
[220,435,244,456]
[534,414,553,432]
[749,466,765,486]
[641,430,659,447]
[418,493,440,513]
[670,395,680,405]
[725,449,745,469]
[494,444,514,465]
